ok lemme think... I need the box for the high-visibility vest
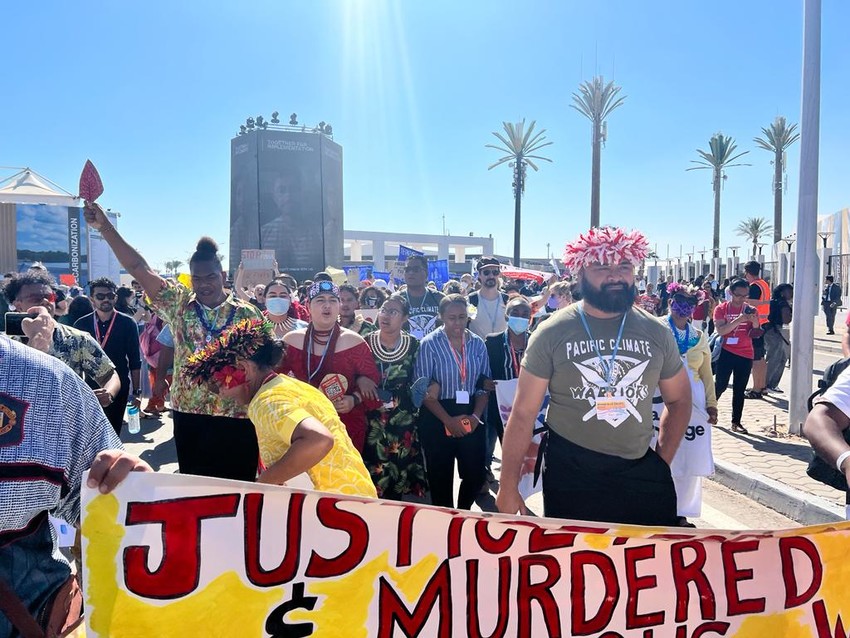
[751,278,771,323]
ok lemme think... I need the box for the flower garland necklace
[667,315,692,356]
[368,331,411,364]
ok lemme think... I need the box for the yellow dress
[248,375,377,498]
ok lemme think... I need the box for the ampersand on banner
[264,582,318,638]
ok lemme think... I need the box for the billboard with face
[16,204,88,283]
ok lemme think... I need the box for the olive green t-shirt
[523,304,683,459]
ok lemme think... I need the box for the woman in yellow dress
[185,318,376,497]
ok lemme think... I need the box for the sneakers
[767,386,784,394]
[731,422,749,434]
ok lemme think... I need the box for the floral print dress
[363,332,428,499]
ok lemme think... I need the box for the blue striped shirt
[415,328,491,400]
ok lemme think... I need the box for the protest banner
[398,245,424,262]
[427,259,449,288]
[495,378,546,499]
[241,249,276,288]
[82,472,850,638]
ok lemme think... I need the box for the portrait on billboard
[16,204,87,282]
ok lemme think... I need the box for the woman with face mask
[263,281,306,338]
[483,297,533,485]
[653,283,717,525]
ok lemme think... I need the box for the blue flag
[372,271,391,283]
[398,245,425,262]
[428,259,450,288]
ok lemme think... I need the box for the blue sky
[2,0,848,271]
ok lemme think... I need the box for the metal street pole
[790,0,822,435]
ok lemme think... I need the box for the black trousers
[172,410,259,482]
[418,399,487,509]
[714,348,753,424]
[824,304,837,331]
[542,433,678,527]
[102,383,130,436]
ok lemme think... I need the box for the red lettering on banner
[466,557,511,638]
[474,520,517,555]
[624,544,664,629]
[447,516,465,559]
[244,492,304,587]
[396,505,420,567]
[691,622,731,637]
[528,526,578,553]
[670,541,716,623]
[517,555,562,638]
[377,560,452,638]
[305,497,369,578]
[813,599,849,638]
[720,540,765,615]
[571,550,619,635]
[778,537,823,609]
[123,494,240,599]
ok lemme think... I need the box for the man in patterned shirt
[3,270,121,408]
[0,335,151,636]
[83,202,262,481]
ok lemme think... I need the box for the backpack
[804,356,850,491]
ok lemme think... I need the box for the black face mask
[579,275,637,313]
[364,297,378,308]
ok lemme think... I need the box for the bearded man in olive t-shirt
[496,227,692,526]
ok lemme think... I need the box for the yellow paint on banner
[81,494,123,636]
[733,609,810,637]
[289,551,440,638]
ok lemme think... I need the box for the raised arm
[83,202,164,298]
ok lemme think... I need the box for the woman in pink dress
[279,280,381,452]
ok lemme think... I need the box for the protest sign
[241,249,276,288]
[82,472,850,638]
[495,378,546,499]
[427,259,449,288]
[398,245,424,262]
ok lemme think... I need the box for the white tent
[0,168,77,206]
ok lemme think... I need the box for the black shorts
[752,334,765,360]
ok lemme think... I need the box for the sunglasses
[480,269,500,277]
[94,292,116,301]
[404,266,425,273]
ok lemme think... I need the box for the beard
[579,275,637,313]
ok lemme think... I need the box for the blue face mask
[507,316,530,335]
[546,295,558,310]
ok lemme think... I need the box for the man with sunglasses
[467,257,508,339]
[3,271,122,412]
[401,255,444,340]
[74,277,143,435]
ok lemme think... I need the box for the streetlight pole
[790,0,822,435]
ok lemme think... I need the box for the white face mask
[265,297,291,316]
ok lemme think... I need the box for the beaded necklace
[368,331,411,365]
[194,300,237,343]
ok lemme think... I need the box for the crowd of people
[3,209,844,635]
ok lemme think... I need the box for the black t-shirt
[74,311,141,387]
[767,299,791,327]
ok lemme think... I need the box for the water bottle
[127,403,141,435]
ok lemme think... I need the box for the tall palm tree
[753,116,800,244]
[487,120,553,265]
[687,133,750,259]
[571,76,626,229]
[735,216,773,258]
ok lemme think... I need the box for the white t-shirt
[469,294,506,338]
[819,366,850,415]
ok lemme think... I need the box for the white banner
[494,378,547,499]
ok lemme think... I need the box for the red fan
[79,160,104,202]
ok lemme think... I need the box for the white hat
[372,279,389,289]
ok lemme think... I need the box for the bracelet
[836,450,850,473]
[352,393,362,406]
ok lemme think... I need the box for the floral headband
[667,282,705,303]
[562,227,649,271]
[184,318,274,388]
[308,280,340,301]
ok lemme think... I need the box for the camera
[4,312,28,337]
[743,305,756,315]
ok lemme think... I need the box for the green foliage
[486,119,553,171]
[570,76,626,125]
[753,116,800,154]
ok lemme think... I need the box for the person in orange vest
[743,261,771,399]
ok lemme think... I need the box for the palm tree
[487,120,553,265]
[735,216,773,258]
[753,116,800,244]
[687,133,750,259]
[164,259,183,274]
[571,76,626,228]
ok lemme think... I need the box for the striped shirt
[415,328,491,400]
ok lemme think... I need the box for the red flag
[79,160,104,202]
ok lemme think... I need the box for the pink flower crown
[563,227,649,272]
[667,282,705,303]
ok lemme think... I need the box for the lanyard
[577,303,628,386]
[504,331,522,378]
[447,333,467,387]
[93,312,117,348]
[668,315,690,355]
[306,325,333,383]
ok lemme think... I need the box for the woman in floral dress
[363,294,428,499]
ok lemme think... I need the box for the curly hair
[3,270,57,304]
